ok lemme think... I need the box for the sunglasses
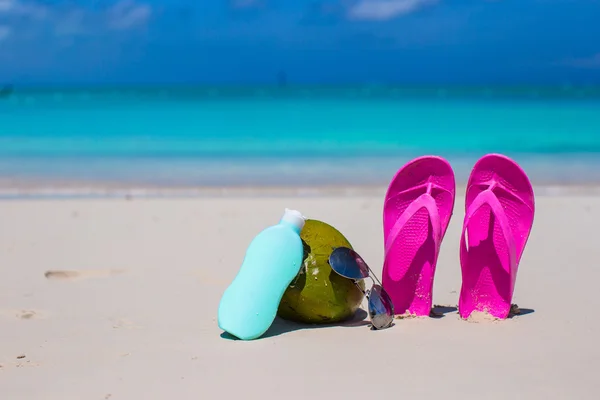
[328,247,394,330]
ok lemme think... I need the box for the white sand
[1,194,599,399]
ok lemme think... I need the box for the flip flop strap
[460,189,517,276]
[384,193,442,260]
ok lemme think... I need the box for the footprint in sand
[110,317,143,329]
[16,310,38,319]
[0,309,45,320]
[44,269,124,281]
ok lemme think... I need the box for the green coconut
[277,219,365,324]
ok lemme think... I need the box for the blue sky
[1,0,600,85]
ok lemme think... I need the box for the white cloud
[0,0,47,19]
[0,0,152,39]
[107,0,152,30]
[0,0,13,12]
[347,0,437,21]
[559,53,600,69]
[0,25,10,41]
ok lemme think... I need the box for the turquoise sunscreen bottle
[218,208,306,340]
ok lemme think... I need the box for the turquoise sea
[1,86,600,190]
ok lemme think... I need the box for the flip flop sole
[383,156,456,316]
[459,154,535,319]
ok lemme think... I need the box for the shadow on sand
[427,304,535,319]
[429,305,458,318]
[219,305,536,340]
[508,304,535,318]
[220,309,373,340]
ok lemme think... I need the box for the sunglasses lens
[328,247,370,280]
[368,285,394,330]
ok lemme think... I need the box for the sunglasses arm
[365,266,384,288]
[352,280,371,297]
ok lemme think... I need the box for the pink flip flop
[459,154,535,319]
[382,156,456,316]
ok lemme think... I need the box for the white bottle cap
[281,208,306,231]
